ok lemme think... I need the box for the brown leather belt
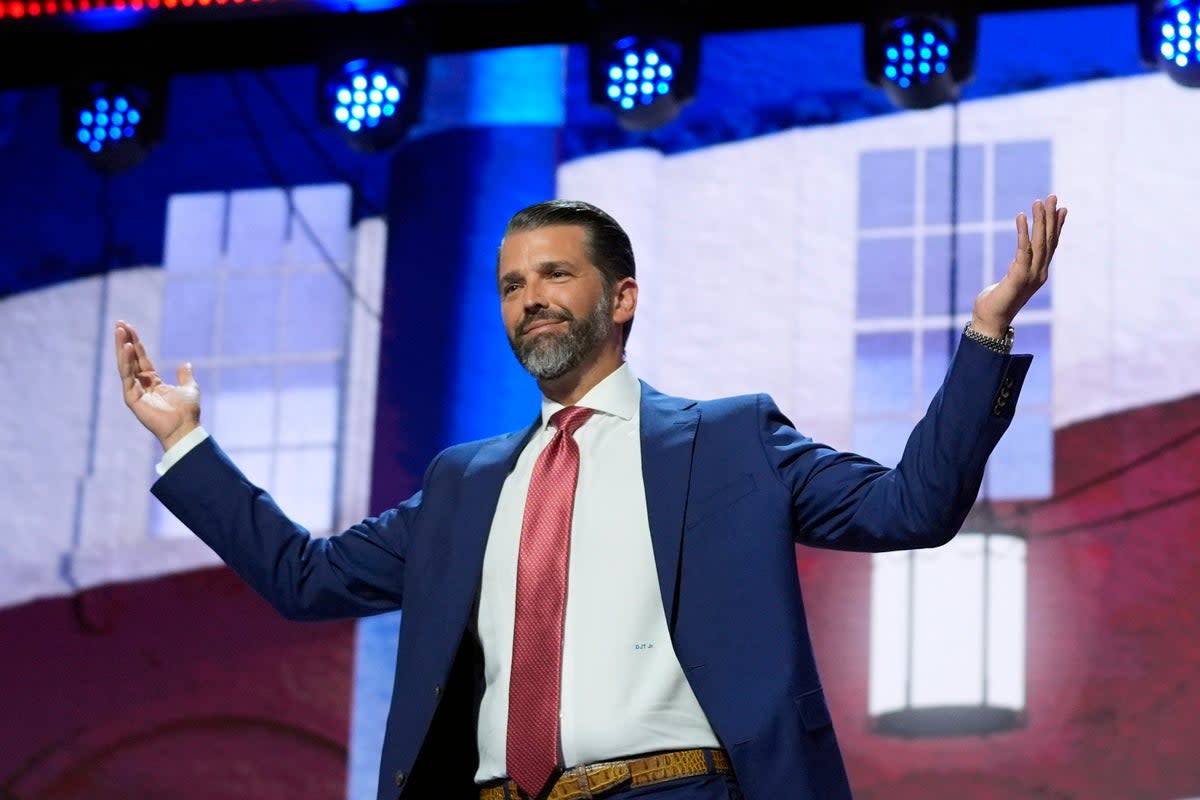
[479,747,733,800]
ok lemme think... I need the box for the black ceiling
[0,0,1131,89]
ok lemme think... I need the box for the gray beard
[509,293,613,380]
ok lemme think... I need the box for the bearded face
[508,288,614,380]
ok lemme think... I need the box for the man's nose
[522,280,548,311]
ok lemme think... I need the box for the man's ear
[612,277,638,325]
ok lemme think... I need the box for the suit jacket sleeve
[152,435,439,621]
[761,335,1032,551]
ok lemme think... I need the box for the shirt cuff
[155,426,210,476]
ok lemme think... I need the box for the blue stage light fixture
[589,30,698,131]
[320,55,425,153]
[1139,0,1200,87]
[865,13,976,110]
[60,80,165,174]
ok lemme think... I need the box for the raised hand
[971,194,1068,338]
[115,319,201,451]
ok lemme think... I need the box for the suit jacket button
[433,684,442,697]
[394,770,406,787]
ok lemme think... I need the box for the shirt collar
[540,361,640,428]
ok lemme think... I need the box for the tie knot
[550,405,593,437]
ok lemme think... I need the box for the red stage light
[0,0,285,16]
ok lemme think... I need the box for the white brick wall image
[0,184,385,611]
[558,73,1200,451]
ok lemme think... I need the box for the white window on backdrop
[151,184,373,538]
[857,140,1051,729]
[853,140,1053,499]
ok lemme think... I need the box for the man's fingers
[122,320,158,380]
[176,362,198,388]
[1028,199,1046,274]
[119,340,133,383]
[120,342,144,402]
[1053,207,1068,250]
[115,321,151,383]
[122,319,142,346]
[1043,195,1059,265]
[1014,211,1031,272]
[115,324,131,379]
[132,339,161,387]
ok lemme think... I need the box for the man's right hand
[115,319,201,452]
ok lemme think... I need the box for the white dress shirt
[156,362,719,784]
[474,362,719,782]
[155,425,210,476]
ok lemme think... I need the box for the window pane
[273,446,337,534]
[278,361,341,447]
[289,184,352,269]
[924,144,984,225]
[924,232,984,317]
[855,332,913,415]
[859,149,916,229]
[227,188,288,271]
[993,140,1051,222]
[210,365,276,449]
[856,236,914,319]
[161,278,217,361]
[285,270,349,353]
[220,274,282,357]
[163,192,225,274]
[921,327,956,401]
[221,447,276,495]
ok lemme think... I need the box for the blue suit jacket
[153,336,1030,800]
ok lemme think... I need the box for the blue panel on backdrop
[445,131,553,445]
[357,121,557,800]
[419,45,565,131]
[371,124,551,497]
[356,45,561,800]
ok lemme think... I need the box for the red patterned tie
[506,405,594,798]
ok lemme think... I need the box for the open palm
[115,319,201,450]
[971,194,1067,336]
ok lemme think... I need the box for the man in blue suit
[116,195,1066,800]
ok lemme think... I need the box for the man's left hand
[971,194,1067,338]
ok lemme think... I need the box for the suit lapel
[639,383,699,630]
[454,419,539,625]
[461,420,538,541]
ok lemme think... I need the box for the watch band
[963,322,1014,354]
